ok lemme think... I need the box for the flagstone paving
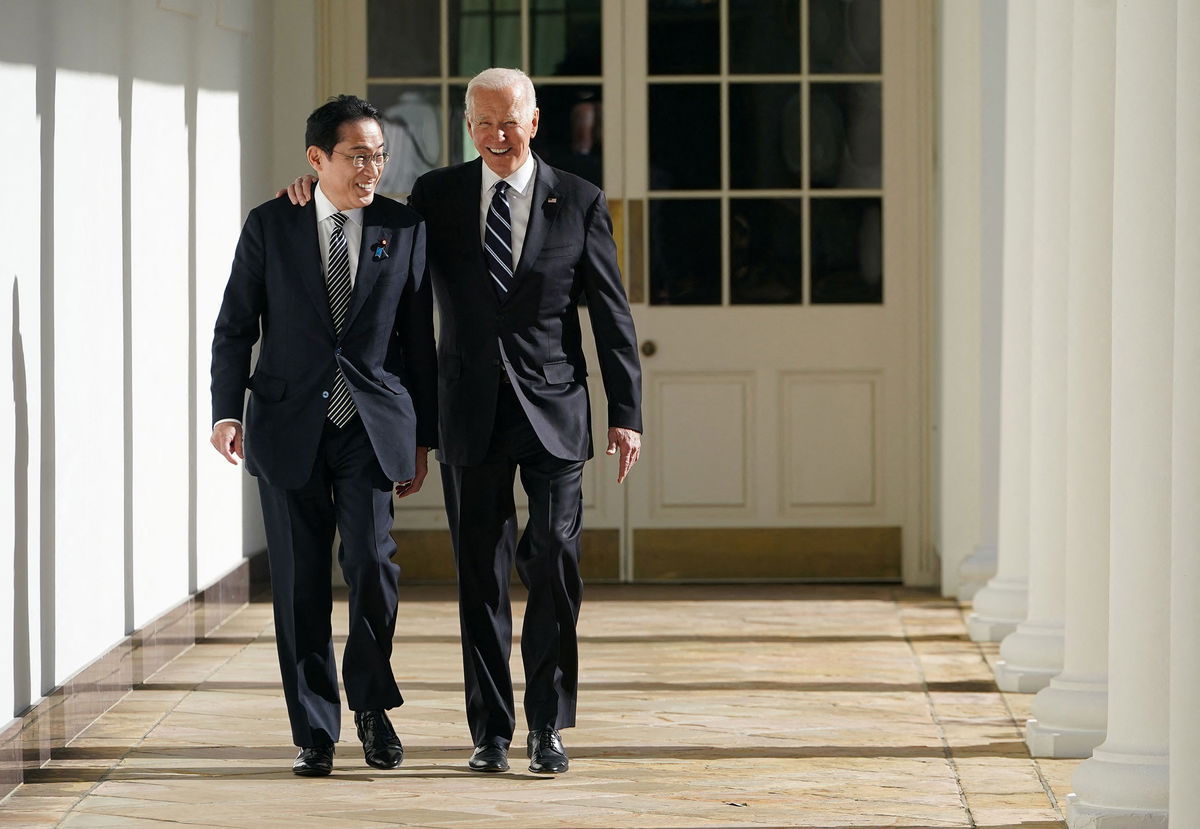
[1,584,1079,828]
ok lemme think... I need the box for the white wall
[0,0,317,720]
[0,8,45,716]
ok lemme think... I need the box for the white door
[610,1,935,584]
[343,0,934,584]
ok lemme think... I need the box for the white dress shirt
[479,154,537,270]
[314,182,363,287]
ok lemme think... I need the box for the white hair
[465,67,537,120]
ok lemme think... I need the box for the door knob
[640,340,657,357]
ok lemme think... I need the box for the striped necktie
[326,212,357,427]
[485,180,514,300]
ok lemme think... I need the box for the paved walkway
[1,585,1079,828]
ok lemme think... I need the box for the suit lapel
[294,201,337,337]
[511,157,561,295]
[461,160,499,306]
[345,202,385,332]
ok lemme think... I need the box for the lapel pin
[372,237,390,261]
[546,197,558,204]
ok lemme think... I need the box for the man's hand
[395,447,430,498]
[210,421,244,466]
[277,174,318,206]
[606,427,641,484]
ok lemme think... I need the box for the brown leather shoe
[527,728,569,774]
[354,710,404,769]
[292,744,334,776]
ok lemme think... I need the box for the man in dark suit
[287,68,642,775]
[416,67,642,776]
[211,95,437,777]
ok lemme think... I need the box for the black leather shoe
[527,728,569,774]
[292,744,334,776]
[354,709,404,769]
[468,743,510,772]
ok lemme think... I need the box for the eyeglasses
[330,149,391,168]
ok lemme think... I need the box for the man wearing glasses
[210,95,437,776]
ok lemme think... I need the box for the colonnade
[954,0,1197,823]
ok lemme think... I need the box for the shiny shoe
[527,728,569,774]
[468,743,510,772]
[292,744,334,776]
[354,709,404,769]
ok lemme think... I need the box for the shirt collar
[314,182,364,227]
[481,153,537,198]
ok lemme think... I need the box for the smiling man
[409,68,642,776]
[210,95,436,776]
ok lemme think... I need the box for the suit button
[322,391,330,399]
[335,347,342,355]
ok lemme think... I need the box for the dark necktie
[485,180,514,300]
[326,212,357,427]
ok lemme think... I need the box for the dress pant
[257,416,403,748]
[441,380,585,749]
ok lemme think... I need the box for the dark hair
[305,95,382,155]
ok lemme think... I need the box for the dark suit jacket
[211,195,437,489]
[410,155,641,466]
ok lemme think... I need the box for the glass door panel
[647,0,719,74]
[530,0,603,75]
[809,0,881,73]
[367,0,441,77]
[729,0,801,74]
[644,0,884,308]
[450,0,522,75]
[729,83,802,190]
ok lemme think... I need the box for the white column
[936,0,982,600]
[1067,0,1175,824]
[968,0,1033,643]
[994,0,1071,693]
[1026,0,1115,758]
[958,0,1006,601]
[1169,0,1200,814]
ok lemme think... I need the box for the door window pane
[731,199,803,304]
[649,199,721,305]
[450,0,521,77]
[529,85,603,187]
[648,0,719,75]
[649,84,720,190]
[367,85,443,195]
[531,0,602,76]
[729,0,800,74]
[808,0,881,74]
[729,83,801,190]
[810,198,882,304]
[368,0,441,77]
[809,82,881,188]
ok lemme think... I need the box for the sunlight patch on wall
[53,68,125,679]
[193,86,246,591]
[131,78,191,626]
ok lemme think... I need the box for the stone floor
[1,584,1080,828]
